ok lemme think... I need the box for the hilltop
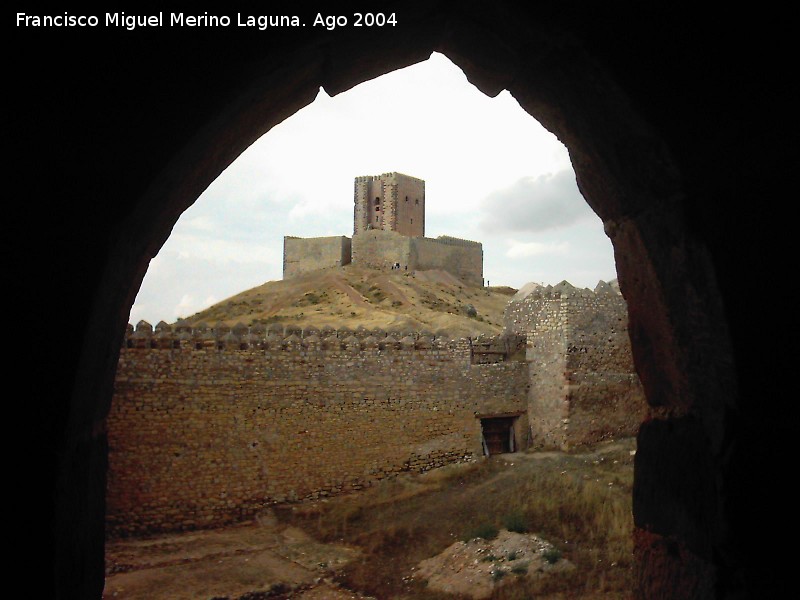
[179,265,517,338]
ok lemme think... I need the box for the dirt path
[104,519,361,599]
[324,273,372,309]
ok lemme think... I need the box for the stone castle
[108,279,645,537]
[283,172,484,287]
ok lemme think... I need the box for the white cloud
[174,294,218,321]
[505,240,570,258]
[480,171,594,234]
[168,234,281,266]
[185,215,216,232]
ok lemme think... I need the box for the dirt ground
[104,439,636,600]
[104,518,368,599]
[412,529,575,599]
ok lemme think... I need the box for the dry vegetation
[105,439,636,599]
[179,265,516,339]
[274,438,637,600]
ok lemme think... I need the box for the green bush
[511,562,529,575]
[542,547,562,564]
[462,522,499,542]
[503,512,529,533]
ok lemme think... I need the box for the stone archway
[15,5,782,599]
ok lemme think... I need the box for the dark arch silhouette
[12,3,786,598]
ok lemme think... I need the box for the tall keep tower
[354,172,425,237]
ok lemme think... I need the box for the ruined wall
[563,282,647,446]
[283,235,351,278]
[505,281,645,449]
[507,290,570,449]
[351,229,413,270]
[351,230,483,285]
[411,236,484,287]
[108,323,527,537]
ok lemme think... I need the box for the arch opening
[109,52,644,600]
[45,12,747,599]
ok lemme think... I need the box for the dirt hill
[180,265,517,338]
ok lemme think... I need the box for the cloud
[505,239,570,258]
[479,171,595,234]
[167,234,282,266]
[184,215,216,232]
[174,294,218,320]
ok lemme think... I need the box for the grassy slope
[276,438,637,600]
[181,265,517,338]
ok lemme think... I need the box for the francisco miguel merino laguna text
[17,12,398,31]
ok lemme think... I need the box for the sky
[129,52,617,325]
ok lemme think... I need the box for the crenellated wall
[108,279,642,537]
[505,280,647,449]
[108,322,528,537]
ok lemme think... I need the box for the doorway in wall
[480,416,517,456]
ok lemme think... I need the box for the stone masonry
[505,280,647,449]
[108,324,528,537]
[107,279,644,538]
[354,172,425,236]
[283,235,351,279]
[350,230,484,287]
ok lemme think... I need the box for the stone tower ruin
[284,171,482,286]
[353,172,425,237]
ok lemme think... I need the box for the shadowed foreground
[106,438,635,599]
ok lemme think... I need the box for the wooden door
[481,417,514,455]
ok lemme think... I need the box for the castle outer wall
[505,281,647,449]
[350,230,483,286]
[283,230,484,287]
[350,230,412,271]
[108,325,528,537]
[283,235,351,279]
[107,280,641,537]
[410,235,484,287]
